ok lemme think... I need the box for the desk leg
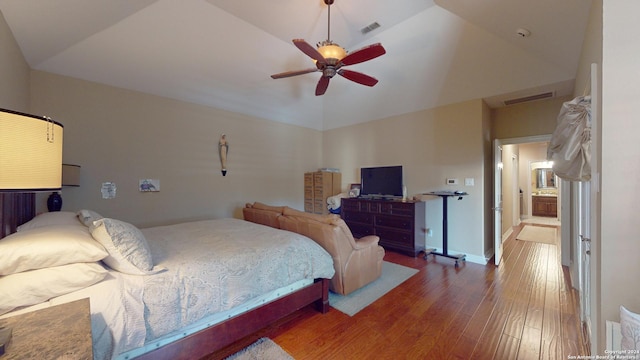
[424,195,466,267]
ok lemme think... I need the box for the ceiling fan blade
[271,68,319,79]
[338,69,379,87]
[315,76,330,96]
[340,43,386,66]
[293,39,326,64]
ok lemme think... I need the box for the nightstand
[0,298,92,359]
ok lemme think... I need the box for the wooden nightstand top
[0,298,92,359]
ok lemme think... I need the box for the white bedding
[140,218,335,341]
[1,218,334,359]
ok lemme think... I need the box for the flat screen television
[360,165,403,198]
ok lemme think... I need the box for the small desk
[424,191,467,267]
[0,298,93,359]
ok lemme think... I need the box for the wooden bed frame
[137,278,329,360]
[0,193,330,360]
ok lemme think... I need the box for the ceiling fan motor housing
[323,67,337,78]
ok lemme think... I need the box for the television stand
[423,191,467,267]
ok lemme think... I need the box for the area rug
[224,338,293,360]
[329,261,418,316]
[516,225,557,244]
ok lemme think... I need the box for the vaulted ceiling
[0,0,592,130]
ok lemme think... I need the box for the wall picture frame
[349,183,361,198]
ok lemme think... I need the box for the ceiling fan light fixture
[317,41,347,62]
[270,0,384,95]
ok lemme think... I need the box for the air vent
[361,22,381,35]
[503,91,554,106]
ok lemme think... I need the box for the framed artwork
[139,179,160,192]
[349,183,361,198]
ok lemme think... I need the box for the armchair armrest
[353,235,380,249]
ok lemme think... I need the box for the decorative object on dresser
[341,197,426,257]
[304,171,341,214]
[0,298,93,359]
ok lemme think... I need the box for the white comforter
[140,218,335,340]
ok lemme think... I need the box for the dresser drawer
[376,227,413,248]
[347,222,375,239]
[366,202,381,213]
[343,211,373,224]
[341,199,361,211]
[380,202,414,216]
[375,215,412,230]
[313,199,325,213]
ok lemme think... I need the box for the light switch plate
[465,178,475,186]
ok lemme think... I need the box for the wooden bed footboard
[135,278,330,360]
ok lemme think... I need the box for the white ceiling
[0,0,592,130]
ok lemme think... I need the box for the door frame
[493,135,567,266]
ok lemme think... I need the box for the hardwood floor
[206,224,588,359]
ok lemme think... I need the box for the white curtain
[547,96,592,181]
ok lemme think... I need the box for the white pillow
[621,305,640,354]
[17,211,81,231]
[0,225,108,275]
[0,262,108,315]
[89,218,162,275]
[77,209,104,227]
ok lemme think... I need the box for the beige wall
[29,71,323,227]
[0,11,29,111]
[492,96,571,140]
[602,0,640,356]
[323,100,490,263]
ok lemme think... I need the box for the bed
[0,195,334,359]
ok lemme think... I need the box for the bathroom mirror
[535,168,556,189]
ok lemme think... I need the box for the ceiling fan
[270,0,386,96]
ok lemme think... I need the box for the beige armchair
[278,207,384,296]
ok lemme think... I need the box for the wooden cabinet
[341,198,425,257]
[532,195,557,217]
[304,171,341,214]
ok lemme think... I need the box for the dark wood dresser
[341,198,426,257]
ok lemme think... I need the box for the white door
[494,139,503,265]
[578,181,591,338]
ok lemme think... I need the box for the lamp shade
[0,108,64,192]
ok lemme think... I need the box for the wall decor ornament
[218,134,228,176]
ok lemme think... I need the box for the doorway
[493,135,566,267]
